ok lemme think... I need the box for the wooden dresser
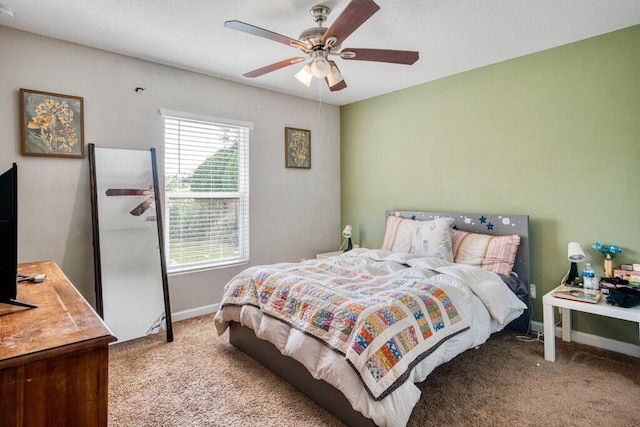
[0,261,116,426]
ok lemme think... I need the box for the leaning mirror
[89,144,173,342]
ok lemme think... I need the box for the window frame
[160,108,252,274]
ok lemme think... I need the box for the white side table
[542,286,640,361]
[316,251,343,259]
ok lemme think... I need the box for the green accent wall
[340,25,640,344]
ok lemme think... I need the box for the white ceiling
[1,0,639,106]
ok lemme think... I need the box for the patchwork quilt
[219,262,469,400]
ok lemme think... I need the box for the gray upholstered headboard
[385,210,530,287]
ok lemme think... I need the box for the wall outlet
[530,284,537,299]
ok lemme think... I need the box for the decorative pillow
[381,215,414,252]
[410,217,455,262]
[452,229,520,275]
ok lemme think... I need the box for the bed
[214,211,530,427]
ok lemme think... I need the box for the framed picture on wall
[285,127,311,169]
[20,88,85,159]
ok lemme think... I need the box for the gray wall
[0,27,341,315]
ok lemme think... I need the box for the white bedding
[214,249,526,427]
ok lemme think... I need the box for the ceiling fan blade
[340,48,419,65]
[224,20,306,50]
[325,61,347,92]
[130,197,155,216]
[243,57,306,78]
[321,0,380,46]
[106,188,152,196]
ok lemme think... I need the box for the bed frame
[229,210,530,426]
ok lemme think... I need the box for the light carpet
[109,314,640,426]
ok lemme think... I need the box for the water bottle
[583,263,596,290]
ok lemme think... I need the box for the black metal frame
[88,144,173,342]
[150,148,173,342]
[88,144,104,316]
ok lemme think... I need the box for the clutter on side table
[592,242,622,279]
[605,287,640,308]
[552,285,602,304]
[582,263,598,290]
[600,276,635,294]
[613,269,640,286]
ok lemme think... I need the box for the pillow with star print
[410,217,455,262]
[451,229,520,275]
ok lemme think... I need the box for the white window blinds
[161,109,251,273]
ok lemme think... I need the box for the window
[161,109,251,273]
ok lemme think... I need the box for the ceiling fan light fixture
[309,50,330,78]
[295,64,313,87]
[326,64,344,87]
[310,56,330,78]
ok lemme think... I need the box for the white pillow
[411,217,454,262]
[381,215,414,252]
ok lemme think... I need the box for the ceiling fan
[225,0,419,91]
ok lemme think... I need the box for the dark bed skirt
[229,322,378,427]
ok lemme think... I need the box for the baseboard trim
[172,303,220,322]
[531,320,640,358]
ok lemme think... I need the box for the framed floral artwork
[285,127,311,169]
[20,88,85,158]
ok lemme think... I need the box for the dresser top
[0,261,116,368]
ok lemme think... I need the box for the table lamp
[341,225,353,252]
[565,242,586,285]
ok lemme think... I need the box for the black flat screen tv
[0,163,36,309]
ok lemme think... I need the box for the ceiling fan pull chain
[318,80,323,117]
